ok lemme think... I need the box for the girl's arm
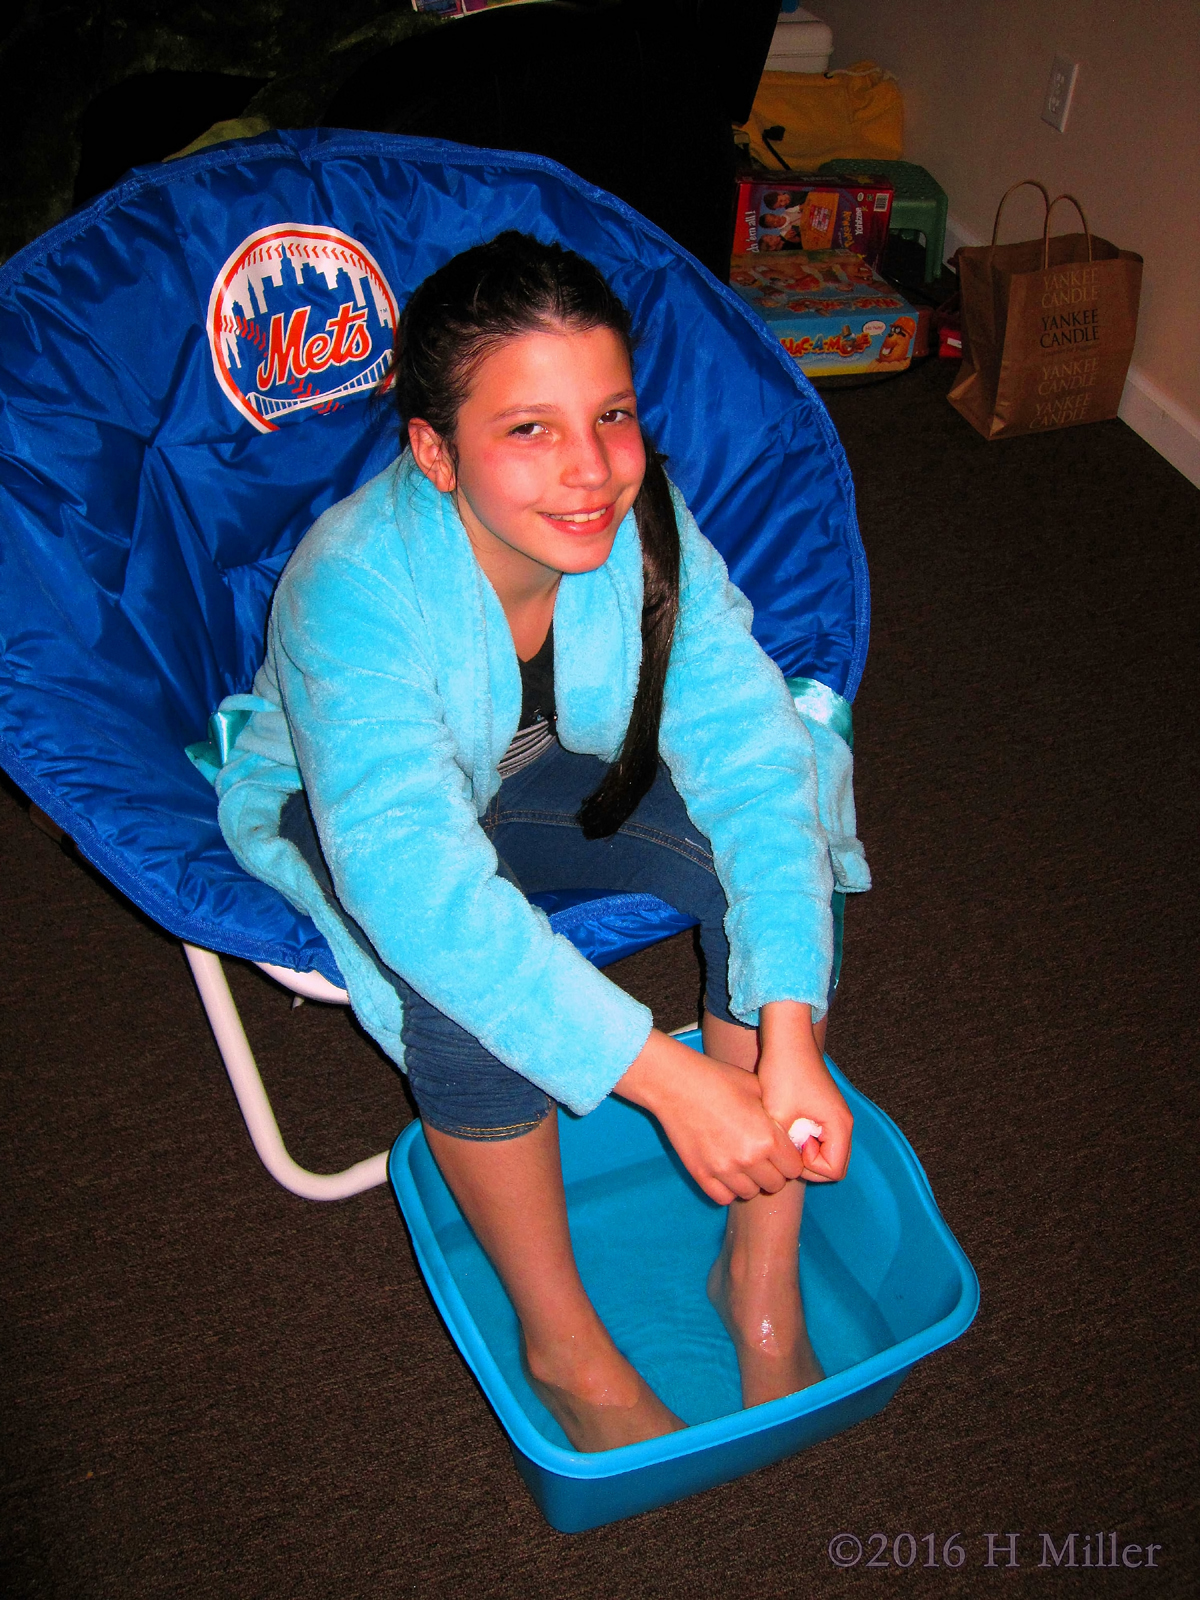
[658,491,840,1027]
[234,486,653,1118]
[656,505,856,1182]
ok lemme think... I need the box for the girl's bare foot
[521,1334,685,1452]
[707,1209,825,1409]
[426,1119,685,1452]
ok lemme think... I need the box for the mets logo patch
[207,224,398,432]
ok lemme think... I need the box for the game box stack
[729,250,920,379]
[733,175,893,265]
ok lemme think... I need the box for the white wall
[814,0,1200,482]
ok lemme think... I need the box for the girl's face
[409,324,645,587]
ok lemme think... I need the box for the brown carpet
[3,358,1197,1597]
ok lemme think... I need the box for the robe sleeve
[657,490,864,1023]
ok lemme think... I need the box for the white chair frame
[184,944,389,1201]
[182,942,695,1205]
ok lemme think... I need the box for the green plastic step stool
[818,159,948,283]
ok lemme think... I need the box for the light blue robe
[216,453,869,1115]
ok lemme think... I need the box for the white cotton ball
[788,1116,824,1148]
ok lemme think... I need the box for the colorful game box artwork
[733,177,893,268]
[729,251,917,378]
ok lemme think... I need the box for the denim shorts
[280,741,750,1141]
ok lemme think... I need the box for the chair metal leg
[183,943,389,1201]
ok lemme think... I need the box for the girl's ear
[408,419,457,493]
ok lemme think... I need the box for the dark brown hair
[393,231,679,839]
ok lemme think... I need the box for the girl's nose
[560,427,610,488]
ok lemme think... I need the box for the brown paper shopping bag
[949,181,1143,440]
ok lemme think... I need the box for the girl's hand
[758,1051,853,1182]
[616,1031,804,1205]
[757,1001,853,1183]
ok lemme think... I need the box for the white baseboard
[1117,372,1200,490]
[943,213,1200,489]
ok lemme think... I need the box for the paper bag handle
[1043,193,1095,267]
[990,179,1050,245]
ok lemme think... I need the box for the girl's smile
[541,503,617,532]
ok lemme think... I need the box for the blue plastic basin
[388,1030,979,1532]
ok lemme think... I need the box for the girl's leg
[401,978,683,1453]
[424,1117,683,1451]
[276,789,680,1452]
[702,1011,825,1407]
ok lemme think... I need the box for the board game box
[729,250,918,378]
[733,176,893,266]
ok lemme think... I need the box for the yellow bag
[736,62,903,170]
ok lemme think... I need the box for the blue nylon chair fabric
[0,130,868,984]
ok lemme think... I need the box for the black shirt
[497,622,558,779]
[517,621,556,730]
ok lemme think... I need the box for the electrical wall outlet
[1041,56,1079,132]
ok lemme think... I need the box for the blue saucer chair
[0,131,868,1200]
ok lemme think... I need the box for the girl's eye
[599,407,636,425]
[508,421,546,437]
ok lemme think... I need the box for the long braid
[577,442,679,838]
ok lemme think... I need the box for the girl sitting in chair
[217,231,864,1452]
